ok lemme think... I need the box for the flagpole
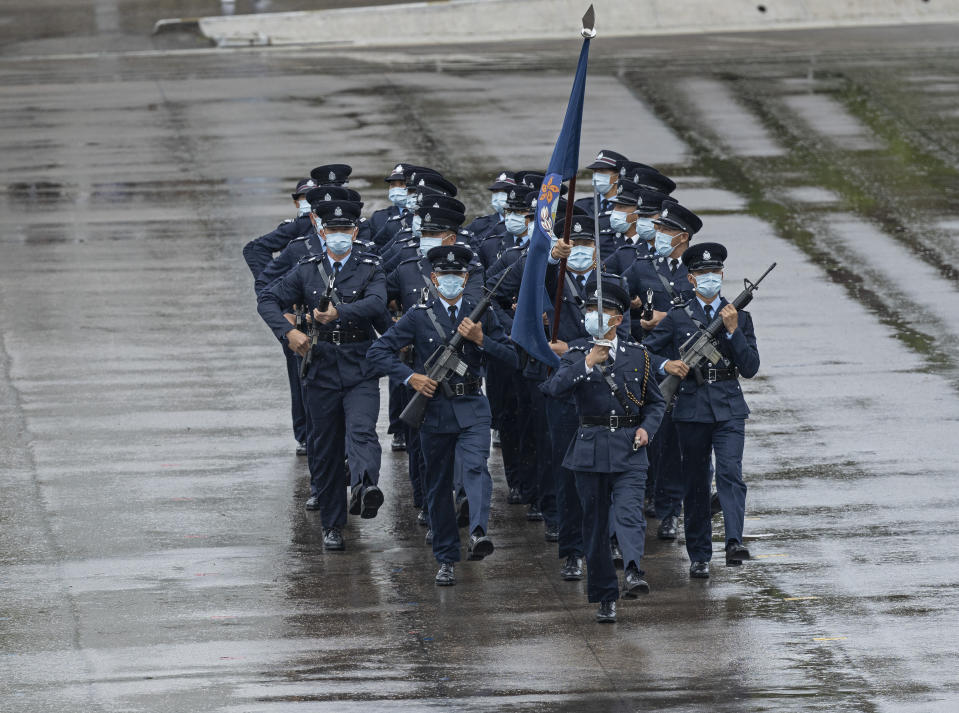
[548,176,577,343]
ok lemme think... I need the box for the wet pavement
[3,3,959,710]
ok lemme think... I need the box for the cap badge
[328,170,336,180]
[394,164,403,173]
[574,222,582,233]
[447,252,454,261]
[703,250,711,260]
[497,173,506,181]
[307,180,316,187]
[334,206,343,217]
[424,213,432,222]
[597,152,604,160]
[509,190,516,199]
[323,193,332,201]
[662,208,669,217]
[418,179,425,186]
[617,184,624,194]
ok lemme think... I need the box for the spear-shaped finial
[581,4,596,38]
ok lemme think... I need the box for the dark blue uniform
[643,296,760,564]
[367,297,517,564]
[258,252,386,530]
[542,340,665,603]
[243,215,315,280]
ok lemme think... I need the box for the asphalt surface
[2,3,959,711]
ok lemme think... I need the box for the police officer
[257,200,387,551]
[542,279,665,623]
[367,245,517,586]
[643,242,760,578]
[465,171,516,245]
[370,163,414,245]
[574,149,629,218]
[242,177,318,281]
[603,184,672,276]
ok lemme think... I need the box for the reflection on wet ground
[2,9,959,712]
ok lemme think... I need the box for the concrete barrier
[157,0,959,48]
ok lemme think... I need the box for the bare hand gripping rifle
[659,263,776,404]
[399,261,517,429]
[299,269,336,379]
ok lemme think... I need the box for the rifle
[299,270,336,379]
[640,288,654,322]
[399,261,517,429]
[659,263,776,404]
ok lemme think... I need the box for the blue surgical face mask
[389,187,408,207]
[694,272,722,299]
[297,199,311,217]
[504,213,528,236]
[436,273,466,300]
[404,193,418,212]
[418,235,441,257]
[567,245,595,272]
[635,217,656,242]
[491,191,508,215]
[411,214,423,238]
[311,214,323,233]
[609,210,631,233]
[584,310,613,338]
[592,173,612,194]
[325,232,353,256]
[654,230,676,257]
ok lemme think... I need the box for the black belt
[443,379,483,398]
[318,330,370,345]
[695,366,739,382]
[580,414,642,429]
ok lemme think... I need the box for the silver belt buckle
[609,415,620,430]
[454,383,466,396]
[707,368,718,382]
[331,331,342,345]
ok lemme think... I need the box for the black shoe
[544,523,559,542]
[622,565,650,599]
[611,541,624,569]
[296,441,307,456]
[417,509,428,526]
[725,540,751,565]
[596,601,617,623]
[468,531,494,560]
[361,485,384,519]
[561,555,584,581]
[710,491,722,517]
[526,504,544,522]
[348,486,362,516]
[507,487,523,504]
[323,528,344,551]
[425,529,433,545]
[456,499,470,528]
[305,495,320,511]
[689,561,710,578]
[643,496,656,518]
[657,515,678,540]
[390,433,406,451]
[435,562,455,586]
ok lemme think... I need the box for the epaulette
[568,345,588,353]
[278,218,294,226]
[669,300,689,311]
[290,234,311,243]
[625,341,648,350]
[297,255,321,264]
[503,244,525,254]
[359,217,368,223]
[413,302,430,309]
[387,214,404,223]
[360,257,378,265]
[398,256,421,267]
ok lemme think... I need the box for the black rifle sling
[314,260,341,306]
[596,362,636,416]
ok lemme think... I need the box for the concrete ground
[2,3,959,711]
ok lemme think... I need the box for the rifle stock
[299,272,337,379]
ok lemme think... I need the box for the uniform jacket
[366,296,517,433]
[542,341,665,473]
[257,252,387,389]
[387,255,484,311]
[642,296,760,423]
[243,214,315,279]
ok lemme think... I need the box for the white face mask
[584,310,614,338]
[325,232,353,256]
[296,199,311,217]
[491,191,508,215]
[388,187,408,207]
[418,235,442,258]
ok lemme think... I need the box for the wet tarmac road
[2,5,959,711]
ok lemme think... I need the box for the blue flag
[511,37,591,368]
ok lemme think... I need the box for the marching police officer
[257,200,387,552]
[465,171,515,245]
[367,245,517,586]
[643,242,760,578]
[542,278,665,623]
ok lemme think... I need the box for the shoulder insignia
[290,235,310,243]
[297,255,320,264]
[568,345,588,353]
[280,218,294,225]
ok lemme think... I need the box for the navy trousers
[525,378,556,523]
[675,418,746,562]
[487,361,521,491]
[546,396,583,558]
[420,417,493,564]
[303,378,381,528]
[387,377,405,435]
[575,469,648,603]
[282,343,308,443]
[650,411,684,519]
